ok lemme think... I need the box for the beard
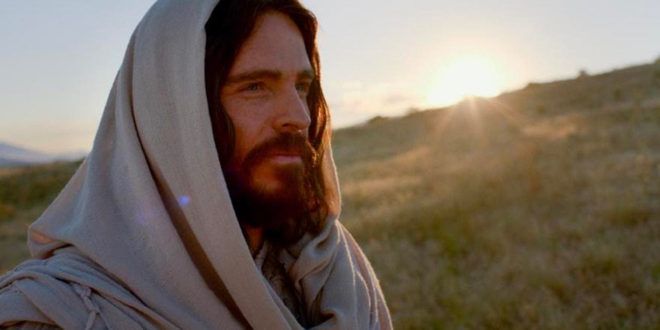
[222,132,326,248]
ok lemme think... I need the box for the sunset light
[426,55,506,107]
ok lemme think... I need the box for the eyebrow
[225,69,316,85]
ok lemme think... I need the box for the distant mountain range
[0,142,86,167]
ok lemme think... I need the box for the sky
[1,0,659,154]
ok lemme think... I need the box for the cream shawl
[0,0,391,328]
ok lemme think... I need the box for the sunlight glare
[426,55,505,107]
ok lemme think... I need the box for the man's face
[220,12,315,205]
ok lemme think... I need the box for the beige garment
[0,0,391,329]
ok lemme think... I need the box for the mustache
[242,132,318,167]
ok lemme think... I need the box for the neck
[242,225,264,257]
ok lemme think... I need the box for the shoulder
[0,256,146,329]
[0,280,56,328]
[335,222,393,329]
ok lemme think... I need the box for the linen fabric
[0,0,392,329]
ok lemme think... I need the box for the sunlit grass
[335,63,660,328]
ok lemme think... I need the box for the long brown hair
[204,0,330,245]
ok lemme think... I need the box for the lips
[265,148,303,158]
[265,152,303,165]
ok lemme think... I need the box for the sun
[426,55,505,107]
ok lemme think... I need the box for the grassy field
[1,62,659,328]
[335,62,660,328]
[0,161,81,272]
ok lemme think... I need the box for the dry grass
[334,64,660,328]
[0,167,23,178]
[0,204,46,274]
[0,161,80,273]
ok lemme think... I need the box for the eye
[242,82,265,92]
[296,81,312,95]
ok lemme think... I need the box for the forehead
[229,11,312,75]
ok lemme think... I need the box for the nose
[273,87,311,134]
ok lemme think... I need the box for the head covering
[0,0,391,329]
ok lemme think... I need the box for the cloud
[326,81,423,127]
[382,93,415,106]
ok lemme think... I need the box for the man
[0,0,391,329]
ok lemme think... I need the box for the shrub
[367,115,388,125]
[578,69,589,79]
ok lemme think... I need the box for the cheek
[223,99,272,163]
[231,125,254,164]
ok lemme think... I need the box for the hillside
[0,161,81,271]
[1,60,659,328]
[333,61,660,328]
[0,142,54,167]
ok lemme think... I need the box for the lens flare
[426,55,505,107]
